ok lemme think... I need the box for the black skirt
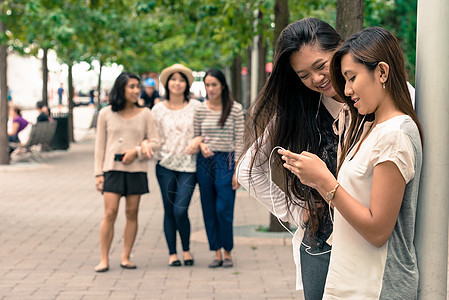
[103,171,149,196]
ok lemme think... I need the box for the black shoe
[208,259,223,268]
[169,260,182,267]
[223,258,233,268]
[184,258,194,266]
[120,263,137,269]
[94,266,109,273]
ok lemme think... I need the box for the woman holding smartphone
[280,27,423,298]
[94,72,160,272]
[236,18,345,298]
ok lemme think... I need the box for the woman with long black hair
[193,69,244,268]
[94,72,160,272]
[236,18,345,299]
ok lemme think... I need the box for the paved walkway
[0,134,304,299]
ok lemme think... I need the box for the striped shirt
[193,101,244,161]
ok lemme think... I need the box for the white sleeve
[371,129,415,184]
[235,138,303,227]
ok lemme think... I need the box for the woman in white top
[236,18,347,298]
[149,64,200,267]
[279,27,423,299]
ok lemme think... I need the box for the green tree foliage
[364,0,417,81]
[133,0,274,72]
[289,0,336,26]
[2,0,417,84]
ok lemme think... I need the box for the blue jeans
[300,241,331,300]
[155,164,196,255]
[197,152,235,251]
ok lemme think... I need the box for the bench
[10,121,58,162]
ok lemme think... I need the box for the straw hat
[160,64,194,88]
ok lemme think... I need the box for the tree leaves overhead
[2,0,417,76]
[364,0,417,81]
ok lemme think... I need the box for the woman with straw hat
[145,64,200,267]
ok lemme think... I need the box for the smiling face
[204,75,223,102]
[289,43,337,99]
[124,78,141,104]
[168,72,187,96]
[341,53,386,115]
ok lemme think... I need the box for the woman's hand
[199,143,214,158]
[122,148,138,164]
[278,149,334,189]
[186,136,202,155]
[141,140,154,159]
[95,175,104,193]
[232,173,240,190]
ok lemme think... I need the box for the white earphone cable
[268,145,296,236]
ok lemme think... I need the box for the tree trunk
[68,63,75,143]
[231,54,242,104]
[274,0,289,48]
[268,0,290,232]
[42,48,48,106]
[96,58,103,110]
[336,0,364,39]
[245,46,252,109]
[257,10,267,93]
[0,9,9,165]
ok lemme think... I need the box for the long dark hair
[164,72,191,101]
[109,72,141,112]
[244,18,342,233]
[330,27,423,171]
[204,69,234,127]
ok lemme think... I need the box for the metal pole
[415,0,449,298]
[250,9,259,104]
[250,35,259,104]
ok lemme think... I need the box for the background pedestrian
[193,69,244,268]
[94,71,160,272]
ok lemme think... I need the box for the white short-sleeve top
[152,99,200,172]
[323,114,422,299]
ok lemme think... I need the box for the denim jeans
[155,163,196,255]
[197,152,235,251]
[300,241,331,300]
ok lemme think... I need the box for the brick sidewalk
[0,137,304,299]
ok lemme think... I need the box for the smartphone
[114,153,125,161]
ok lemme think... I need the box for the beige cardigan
[94,106,160,176]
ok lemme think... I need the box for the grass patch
[255,225,269,232]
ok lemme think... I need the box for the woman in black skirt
[94,72,160,272]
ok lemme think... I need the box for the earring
[382,83,385,89]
